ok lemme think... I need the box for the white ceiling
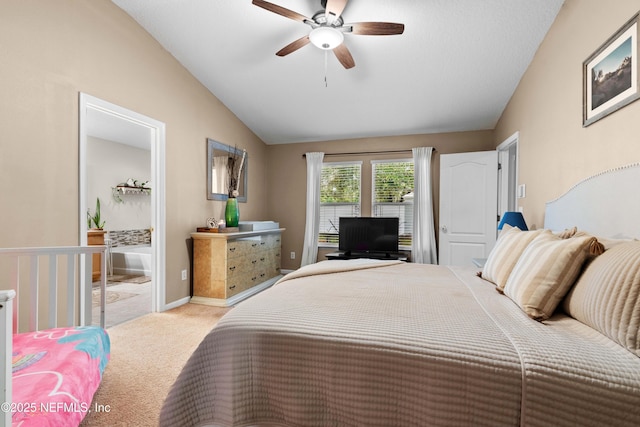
[111,0,564,145]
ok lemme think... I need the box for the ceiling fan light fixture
[309,26,344,50]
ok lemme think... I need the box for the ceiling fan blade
[276,36,310,56]
[333,43,355,69]
[252,0,310,24]
[349,22,405,35]
[325,0,348,21]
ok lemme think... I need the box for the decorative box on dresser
[191,228,284,307]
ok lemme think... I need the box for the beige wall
[495,0,640,230]
[0,0,268,304]
[267,131,494,270]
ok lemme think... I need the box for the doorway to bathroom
[79,93,166,327]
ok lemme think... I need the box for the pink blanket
[11,326,110,426]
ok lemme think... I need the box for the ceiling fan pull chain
[324,50,328,87]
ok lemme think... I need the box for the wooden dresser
[191,229,284,307]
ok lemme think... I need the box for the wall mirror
[207,138,248,202]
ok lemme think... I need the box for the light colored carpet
[80,303,231,427]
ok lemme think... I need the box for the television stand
[325,251,408,262]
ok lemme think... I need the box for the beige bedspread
[160,260,640,426]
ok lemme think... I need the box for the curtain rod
[302,148,436,158]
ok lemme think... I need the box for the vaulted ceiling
[111,0,564,144]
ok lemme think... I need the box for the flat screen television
[338,217,399,256]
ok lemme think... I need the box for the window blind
[319,162,361,245]
[372,159,414,247]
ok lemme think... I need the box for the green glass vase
[225,197,239,227]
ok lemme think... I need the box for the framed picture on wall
[583,11,640,127]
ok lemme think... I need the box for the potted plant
[87,197,106,229]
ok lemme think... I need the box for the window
[319,162,361,245]
[372,159,414,248]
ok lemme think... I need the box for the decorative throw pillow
[563,241,640,356]
[481,227,546,291]
[503,231,598,321]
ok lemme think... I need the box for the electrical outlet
[181,269,187,281]
[290,251,296,260]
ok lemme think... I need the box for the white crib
[0,245,107,427]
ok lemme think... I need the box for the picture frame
[583,11,639,127]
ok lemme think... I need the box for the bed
[160,163,640,427]
[0,246,111,427]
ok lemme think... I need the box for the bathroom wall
[86,136,151,232]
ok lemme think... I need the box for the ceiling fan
[252,0,405,69]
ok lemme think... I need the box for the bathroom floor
[92,275,152,328]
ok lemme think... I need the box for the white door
[439,151,498,266]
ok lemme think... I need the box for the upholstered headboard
[544,163,640,239]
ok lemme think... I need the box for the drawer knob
[229,247,236,252]
[229,266,236,271]
[229,285,236,289]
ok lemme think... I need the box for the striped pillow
[563,241,640,356]
[503,231,597,320]
[481,227,546,291]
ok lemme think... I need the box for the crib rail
[0,245,107,427]
[0,290,15,427]
[0,246,107,332]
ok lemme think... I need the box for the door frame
[497,131,520,217]
[79,93,167,312]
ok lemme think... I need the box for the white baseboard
[161,295,190,311]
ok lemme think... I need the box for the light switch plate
[517,184,526,198]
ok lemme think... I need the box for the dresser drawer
[227,269,264,295]
[263,233,281,250]
[226,239,253,259]
[228,236,276,258]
